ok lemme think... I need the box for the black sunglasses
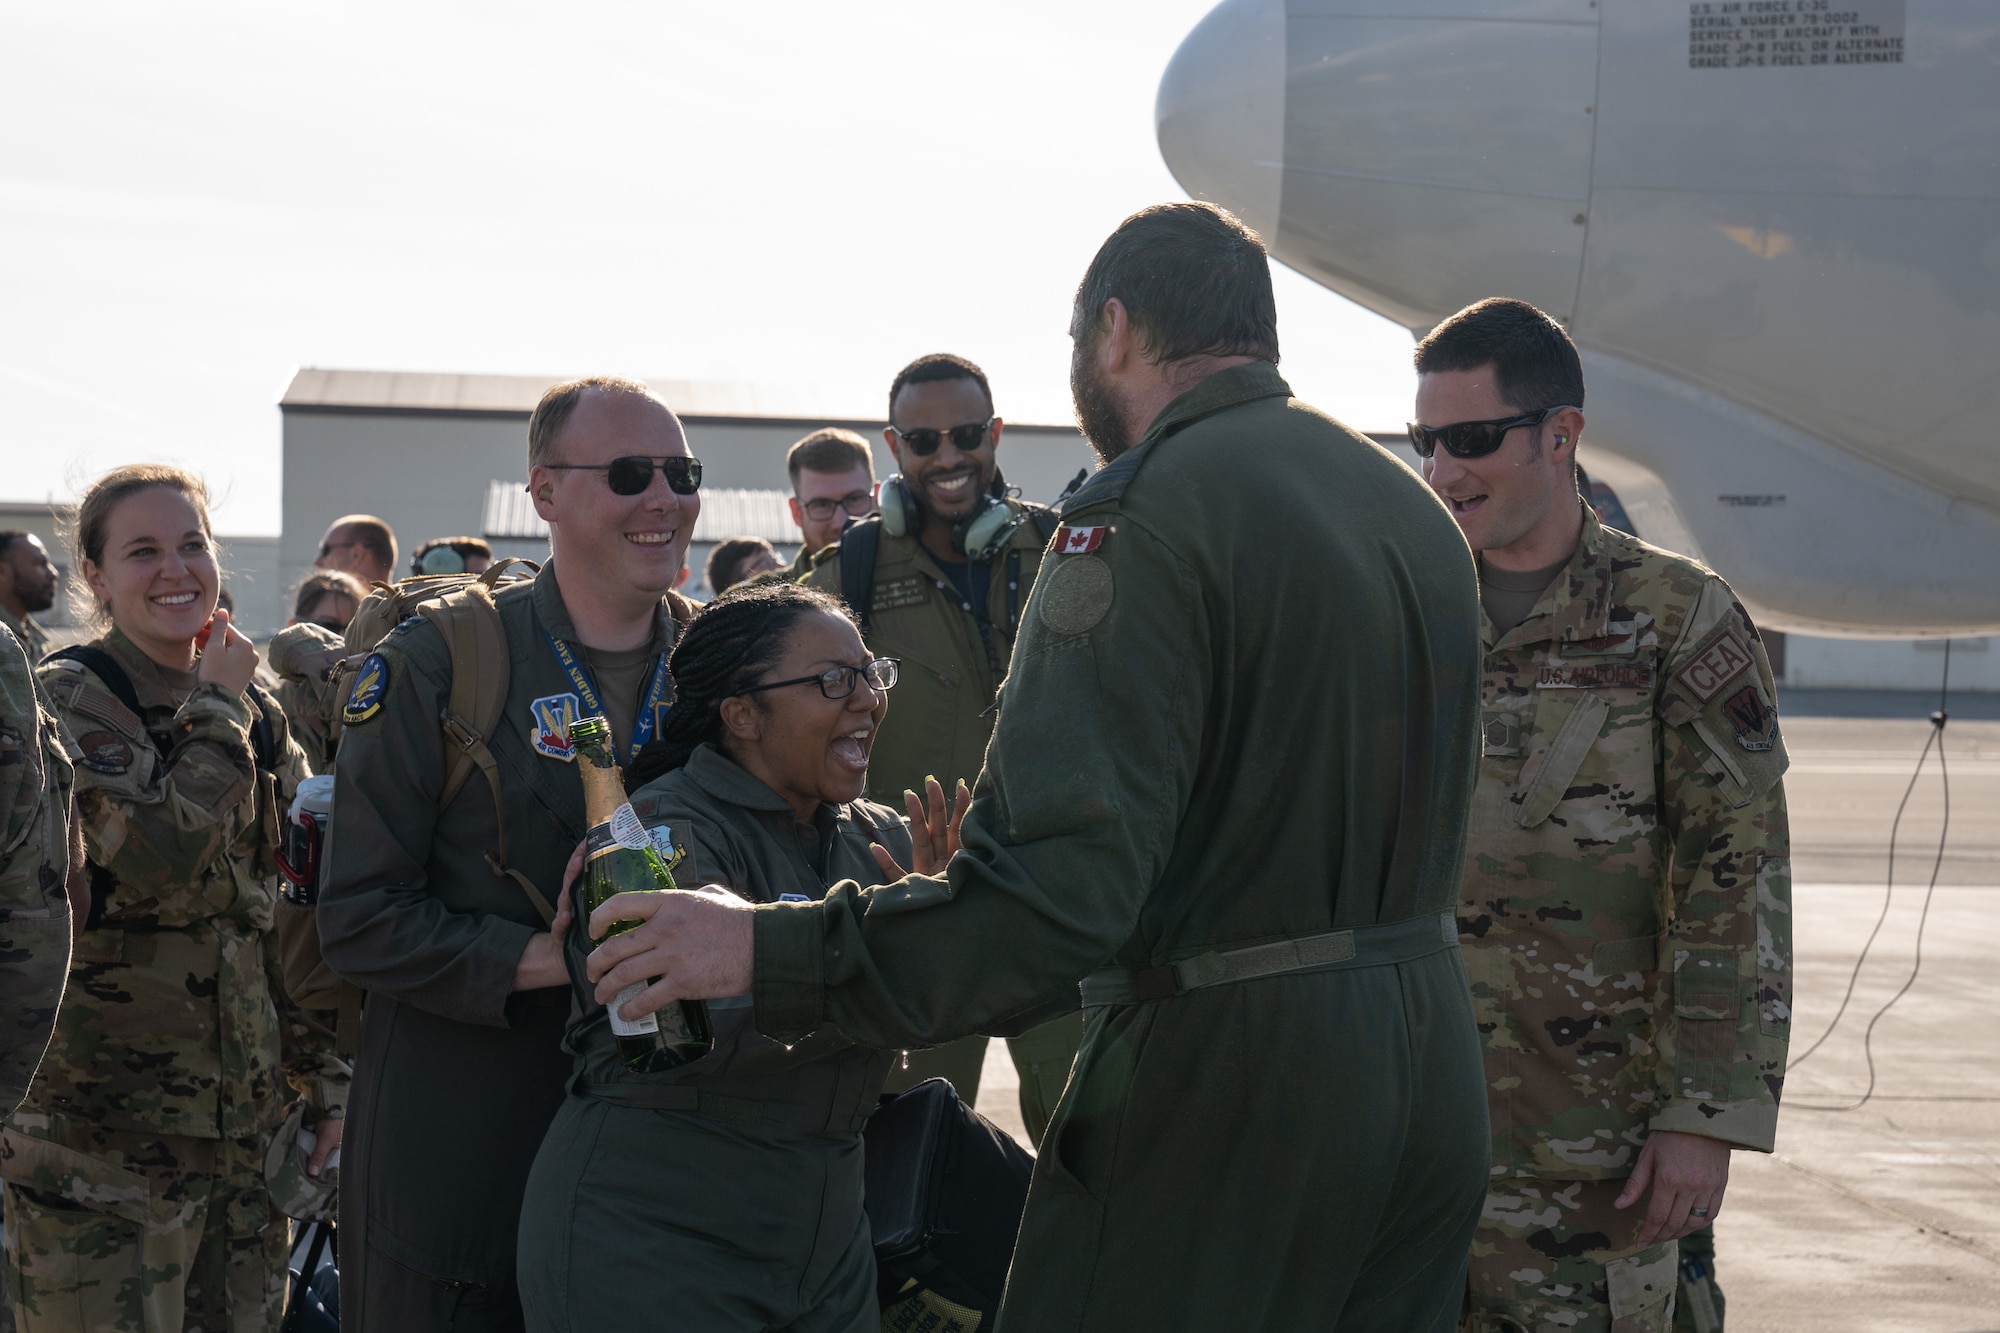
[544,455,703,496]
[1407,406,1573,460]
[890,419,992,457]
[738,658,900,701]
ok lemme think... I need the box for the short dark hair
[1072,202,1279,365]
[0,531,29,561]
[293,569,367,620]
[1414,298,1585,414]
[326,514,398,574]
[888,354,993,421]
[786,428,875,488]
[704,536,777,594]
[410,535,494,576]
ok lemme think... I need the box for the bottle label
[608,981,660,1037]
[609,803,650,851]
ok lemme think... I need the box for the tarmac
[975,692,2000,1330]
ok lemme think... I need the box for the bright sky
[1,1,1415,534]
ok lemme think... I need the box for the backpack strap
[839,518,884,636]
[419,583,556,926]
[45,645,142,720]
[1024,503,1060,545]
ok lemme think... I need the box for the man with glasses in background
[314,513,399,586]
[776,427,879,580]
[1412,299,1791,1333]
[318,376,702,1332]
[801,353,1080,1144]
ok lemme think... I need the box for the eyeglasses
[1407,406,1573,460]
[798,490,878,522]
[890,419,992,457]
[317,539,363,559]
[543,455,704,496]
[738,657,900,701]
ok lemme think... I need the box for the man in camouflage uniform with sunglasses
[1413,299,1791,1333]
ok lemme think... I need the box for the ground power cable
[1791,640,1951,1113]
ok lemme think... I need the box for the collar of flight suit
[1060,360,1292,518]
[1485,502,1623,654]
[683,741,851,825]
[530,557,678,659]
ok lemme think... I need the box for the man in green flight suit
[776,427,879,582]
[585,202,1492,1331]
[802,353,1078,1138]
[1410,299,1791,1333]
[318,376,700,1332]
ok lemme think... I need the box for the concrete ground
[970,705,2000,1330]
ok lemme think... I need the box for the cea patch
[342,654,390,726]
[529,693,582,761]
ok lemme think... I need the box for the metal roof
[482,481,796,544]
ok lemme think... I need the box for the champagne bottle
[569,716,713,1071]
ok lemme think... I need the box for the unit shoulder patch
[74,729,135,776]
[1720,683,1779,752]
[529,692,582,761]
[341,653,391,726]
[1038,554,1114,637]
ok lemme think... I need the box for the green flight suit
[802,503,1081,1137]
[518,744,909,1333]
[319,563,692,1332]
[753,362,1491,1331]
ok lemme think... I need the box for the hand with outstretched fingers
[871,775,971,880]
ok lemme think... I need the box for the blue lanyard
[544,626,674,753]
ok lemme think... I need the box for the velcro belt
[575,1075,874,1137]
[1080,911,1459,1007]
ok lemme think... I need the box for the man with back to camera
[801,353,1079,1139]
[316,377,700,1331]
[410,535,495,578]
[775,427,880,581]
[1410,298,1791,1333]
[585,203,1492,1330]
[0,532,60,663]
[314,513,398,586]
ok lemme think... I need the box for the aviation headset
[877,472,1024,562]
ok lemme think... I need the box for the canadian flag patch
[1055,525,1106,555]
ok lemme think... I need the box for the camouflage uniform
[0,611,49,670]
[0,624,74,1116]
[4,629,346,1333]
[1458,507,1791,1333]
[264,623,348,772]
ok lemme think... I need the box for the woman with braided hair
[518,581,967,1333]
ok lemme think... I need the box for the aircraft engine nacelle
[1158,0,2000,636]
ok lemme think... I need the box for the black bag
[864,1077,1035,1330]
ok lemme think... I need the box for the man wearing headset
[801,353,1079,1142]
[1412,299,1792,1333]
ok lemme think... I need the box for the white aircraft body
[1157,0,2000,636]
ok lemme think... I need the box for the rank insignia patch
[529,692,582,761]
[342,654,390,726]
[1720,685,1779,752]
[1054,525,1106,555]
[75,730,134,776]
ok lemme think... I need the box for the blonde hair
[72,464,219,624]
[527,376,661,469]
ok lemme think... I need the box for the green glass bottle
[569,716,713,1071]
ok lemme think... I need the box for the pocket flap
[0,1127,151,1225]
[1512,693,1611,829]
[1606,1242,1678,1319]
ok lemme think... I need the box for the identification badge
[529,692,582,760]
[1054,525,1106,555]
[342,653,390,726]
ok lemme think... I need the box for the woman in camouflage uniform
[1,465,347,1332]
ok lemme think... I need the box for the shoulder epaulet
[1058,442,1155,517]
[666,589,699,629]
[810,542,842,570]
